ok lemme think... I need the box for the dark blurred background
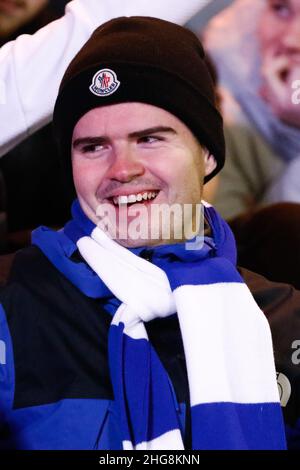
[0,0,70,253]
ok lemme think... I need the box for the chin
[114,237,157,249]
[116,236,179,249]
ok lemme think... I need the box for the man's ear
[203,148,217,177]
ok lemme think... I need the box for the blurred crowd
[203,0,300,216]
[201,0,300,288]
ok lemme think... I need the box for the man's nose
[106,145,145,182]
[282,19,300,53]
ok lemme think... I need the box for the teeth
[127,194,137,203]
[114,195,128,205]
[112,191,158,205]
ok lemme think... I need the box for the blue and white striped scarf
[33,200,286,450]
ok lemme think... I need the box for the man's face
[72,102,215,248]
[0,0,48,38]
[259,0,300,58]
[258,0,300,126]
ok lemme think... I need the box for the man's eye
[82,144,104,153]
[269,1,292,18]
[138,135,163,144]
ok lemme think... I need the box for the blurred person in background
[0,0,69,252]
[202,0,300,290]
[0,0,65,44]
[204,0,300,219]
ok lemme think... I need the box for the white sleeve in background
[0,0,209,157]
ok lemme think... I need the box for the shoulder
[0,245,79,333]
[240,267,300,447]
[0,245,59,290]
[240,267,300,365]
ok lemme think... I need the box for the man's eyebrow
[72,126,177,148]
[72,136,107,148]
[128,126,177,139]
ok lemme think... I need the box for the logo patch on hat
[89,69,120,97]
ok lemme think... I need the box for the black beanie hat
[53,16,225,184]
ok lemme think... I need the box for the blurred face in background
[258,0,300,127]
[0,0,48,38]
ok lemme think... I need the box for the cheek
[156,154,203,198]
[72,161,102,198]
[186,156,205,198]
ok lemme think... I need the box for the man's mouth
[108,190,160,206]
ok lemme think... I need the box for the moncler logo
[89,68,120,97]
[277,372,291,407]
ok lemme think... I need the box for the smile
[111,191,159,206]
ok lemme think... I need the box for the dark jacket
[0,247,299,449]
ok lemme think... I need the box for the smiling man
[0,17,288,450]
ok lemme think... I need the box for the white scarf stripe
[77,234,176,320]
[123,429,184,450]
[174,283,280,406]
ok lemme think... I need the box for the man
[0,17,292,450]
[204,0,300,218]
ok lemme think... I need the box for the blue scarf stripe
[204,203,237,265]
[109,325,182,446]
[32,227,107,298]
[191,402,286,450]
[71,201,96,236]
[108,324,135,444]
[167,257,244,291]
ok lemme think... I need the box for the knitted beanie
[53,16,225,183]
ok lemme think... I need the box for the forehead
[72,102,189,139]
